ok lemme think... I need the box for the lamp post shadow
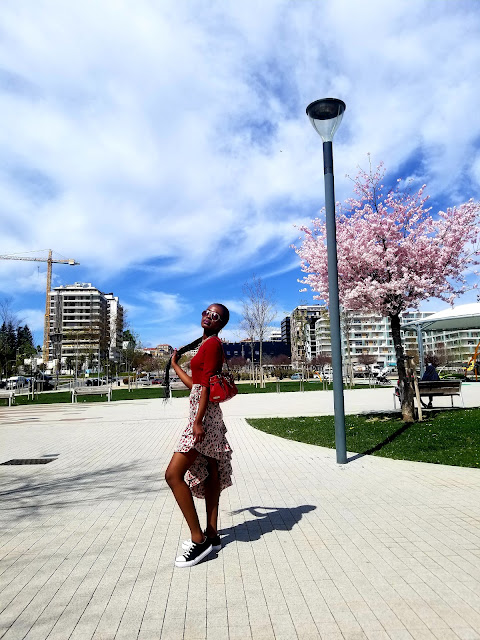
[347,422,414,462]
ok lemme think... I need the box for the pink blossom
[295,163,480,317]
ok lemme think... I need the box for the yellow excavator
[464,340,480,381]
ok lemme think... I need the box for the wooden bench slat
[394,379,464,409]
[0,390,15,406]
[71,386,112,403]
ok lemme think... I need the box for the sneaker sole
[175,544,213,568]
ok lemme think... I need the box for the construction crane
[0,250,79,363]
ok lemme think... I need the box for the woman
[164,303,233,568]
[421,362,440,408]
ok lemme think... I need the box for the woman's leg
[204,456,221,537]
[165,451,204,544]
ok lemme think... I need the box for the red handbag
[209,368,238,403]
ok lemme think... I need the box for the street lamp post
[306,98,347,464]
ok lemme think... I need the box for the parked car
[151,378,163,385]
[34,374,54,390]
[6,376,28,389]
[291,373,302,380]
[85,378,107,386]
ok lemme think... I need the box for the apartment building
[280,316,291,349]
[311,308,433,368]
[289,305,327,366]
[222,340,290,361]
[156,344,174,358]
[308,306,480,368]
[105,293,124,362]
[268,328,283,342]
[422,329,480,366]
[49,282,124,367]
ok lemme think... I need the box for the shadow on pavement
[220,504,316,547]
[0,461,167,523]
[348,422,413,462]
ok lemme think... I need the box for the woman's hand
[171,349,179,365]
[192,420,205,444]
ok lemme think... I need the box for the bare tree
[357,353,377,368]
[357,352,378,386]
[240,275,277,388]
[423,351,442,369]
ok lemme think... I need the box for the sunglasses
[202,309,222,322]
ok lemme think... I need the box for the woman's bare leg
[165,451,204,544]
[204,456,220,537]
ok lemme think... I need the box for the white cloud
[218,299,243,316]
[137,291,193,319]
[1,0,477,290]
[1,0,480,351]
[16,307,44,331]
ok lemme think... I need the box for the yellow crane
[0,250,79,363]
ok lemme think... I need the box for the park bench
[417,380,463,408]
[394,379,463,409]
[0,390,15,406]
[71,386,112,403]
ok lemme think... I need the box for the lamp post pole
[306,98,347,464]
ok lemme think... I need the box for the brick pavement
[0,394,480,640]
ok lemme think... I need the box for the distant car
[151,378,163,385]
[35,374,54,390]
[6,376,28,389]
[291,373,302,380]
[85,378,107,386]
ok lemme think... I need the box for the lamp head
[306,98,346,142]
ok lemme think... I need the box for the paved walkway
[1,389,480,640]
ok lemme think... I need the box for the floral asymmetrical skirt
[175,384,233,499]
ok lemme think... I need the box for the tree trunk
[259,338,264,388]
[390,313,415,422]
[250,337,255,383]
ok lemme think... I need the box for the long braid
[163,336,203,401]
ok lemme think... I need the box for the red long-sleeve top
[190,336,224,387]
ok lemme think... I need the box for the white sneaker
[175,537,213,568]
[182,532,221,552]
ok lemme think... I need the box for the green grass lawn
[3,380,388,406]
[247,410,480,468]
[4,386,478,468]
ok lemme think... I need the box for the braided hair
[163,337,202,401]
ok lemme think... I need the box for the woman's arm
[171,350,193,389]
[192,385,210,443]
[191,338,223,444]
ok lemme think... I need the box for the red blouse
[190,336,224,387]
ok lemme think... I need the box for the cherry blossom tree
[296,160,480,422]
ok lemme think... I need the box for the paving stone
[0,394,480,640]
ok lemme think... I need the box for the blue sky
[1,0,480,349]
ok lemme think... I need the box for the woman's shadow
[219,505,316,548]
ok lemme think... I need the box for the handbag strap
[204,335,230,373]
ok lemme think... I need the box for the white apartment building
[104,293,124,362]
[309,306,480,368]
[422,329,480,366]
[268,328,283,342]
[49,283,124,367]
[308,308,429,368]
